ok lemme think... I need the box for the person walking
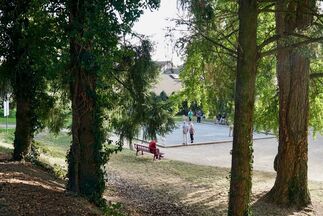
[188,110,193,121]
[188,120,195,143]
[182,120,189,145]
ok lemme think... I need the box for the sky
[133,0,186,66]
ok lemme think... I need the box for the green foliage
[142,92,176,141]
[102,202,125,216]
[254,57,279,134]
[176,0,238,119]
[0,0,65,145]
[107,39,175,144]
[309,46,323,136]
[50,0,163,207]
[34,131,71,158]
[24,141,67,179]
[177,1,323,136]
[25,141,41,163]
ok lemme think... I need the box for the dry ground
[0,153,102,216]
[105,150,323,216]
[1,140,323,216]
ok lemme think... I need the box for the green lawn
[0,117,16,124]
[0,130,322,215]
[0,109,16,124]
[0,127,70,159]
[106,150,323,216]
[0,144,13,154]
[34,131,71,158]
[0,128,15,144]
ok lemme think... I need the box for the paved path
[162,132,323,182]
[142,122,274,147]
[0,124,16,129]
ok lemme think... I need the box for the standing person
[182,121,189,145]
[188,120,195,143]
[196,110,202,123]
[216,113,221,124]
[188,110,193,121]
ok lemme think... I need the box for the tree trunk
[267,0,312,207]
[13,85,33,161]
[228,0,258,215]
[129,139,134,151]
[10,3,35,161]
[66,0,104,203]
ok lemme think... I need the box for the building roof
[152,74,182,96]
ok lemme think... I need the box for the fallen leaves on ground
[0,153,101,216]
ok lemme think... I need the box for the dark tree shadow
[106,172,228,216]
[0,183,100,216]
[252,191,316,216]
[0,148,12,161]
[0,161,101,216]
[0,162,65,188]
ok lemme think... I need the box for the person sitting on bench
[149,140,157,154]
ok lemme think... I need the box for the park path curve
[162,133,323,182]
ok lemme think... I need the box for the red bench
[134,143,164,160]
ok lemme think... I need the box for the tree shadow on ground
[0,149,12,161]
[0,183,100,216]
[0,161,64,188]
[252,191,317,216]
[0,160,101,216]
[106,170,228,216]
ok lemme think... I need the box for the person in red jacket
[149,140,157,154]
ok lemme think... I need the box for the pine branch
[257,34,281,51]
[258,33,318,51]
[260,37,323,58]
[174,16,238,58]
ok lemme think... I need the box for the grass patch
[106,150,323,216]
[0,109,16,124]
[0,128,15,144]
[34,131,71,158]
[0,117,16,124]
[0,144,13,154]
[109,149,229,184]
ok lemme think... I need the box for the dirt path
[0,153,101,216]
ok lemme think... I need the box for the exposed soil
[0,153,102,216]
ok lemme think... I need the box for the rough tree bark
[13,74,34,161]
[267,0,313,207]
[228,0,258,215]
[9,0,35,161]
[66,0,103,201]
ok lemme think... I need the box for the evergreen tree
[227,0,258,215]
[0,0,57,160]
[53,0,160,205]
[267,0,316,207]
